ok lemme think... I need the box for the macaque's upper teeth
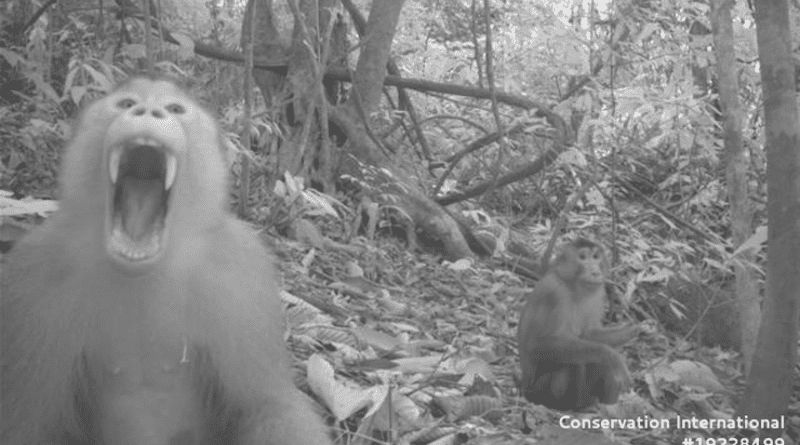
[165,155,177,190]
[109,150,121,184]
[133,137,159,147]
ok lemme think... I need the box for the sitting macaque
[1,77,332,444]
[517,238,640,410]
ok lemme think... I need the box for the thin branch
[21,0,59,34]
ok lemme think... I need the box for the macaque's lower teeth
[165,155,177,190]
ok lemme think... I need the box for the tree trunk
[243,0,510,259]
[710,0,756,372]
[333,0,406,170]
[738,0,799,426]
[245,0,348,193]
[330,0,488,260]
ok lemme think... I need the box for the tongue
[120,177,162,240]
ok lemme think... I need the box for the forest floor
[272,232,761,445]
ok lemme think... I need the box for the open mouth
[107,138,177,262]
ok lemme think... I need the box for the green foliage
[387,0,767,325]
[3,0,768,312]
[0,0,253,199]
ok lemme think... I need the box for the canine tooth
[165,155,177,190]
[109,150,121,183]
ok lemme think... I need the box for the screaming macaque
[1,77,332,444]
[517,238,640,410]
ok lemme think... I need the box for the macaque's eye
[166,103,186,114]
[116,98,137,109]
